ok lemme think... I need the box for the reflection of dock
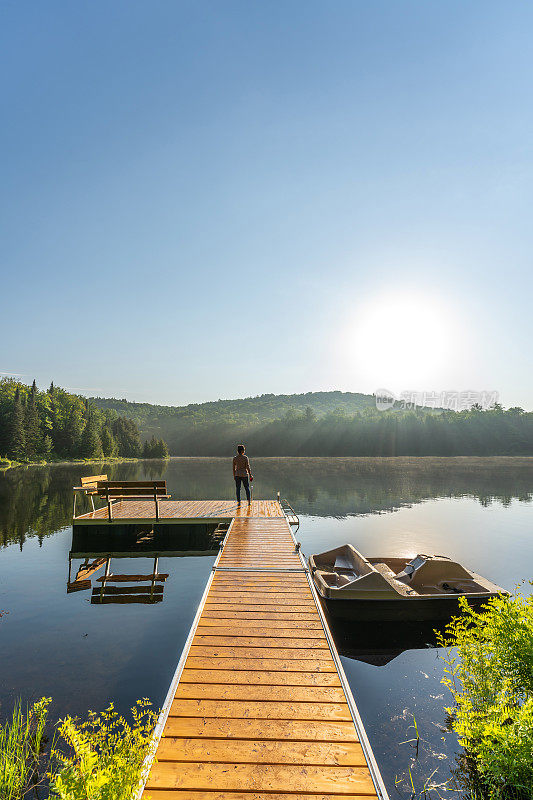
[67,524,221,603]
[137,502,388,800]
[92,557,168,605]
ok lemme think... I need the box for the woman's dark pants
[235,476,250,502]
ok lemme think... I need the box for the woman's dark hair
[237,444,245,454]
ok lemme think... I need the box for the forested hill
[91,390,376,454]
[91,391,533,457]
[92,391,376,428]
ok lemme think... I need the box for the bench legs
[154,487,159,522]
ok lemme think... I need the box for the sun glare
[346,291,458,391]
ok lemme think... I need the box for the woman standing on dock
[232,444,253,504]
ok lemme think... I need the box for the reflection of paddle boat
[309,544,505,622]
[327,618,447,666]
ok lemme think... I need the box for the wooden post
[106,485,113,521]
[154,483,159,522]
[151,557,158,599]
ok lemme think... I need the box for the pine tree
[80,409,103,459]
[42,435,53,458]
[155,438,169,458]
[112,417,142,457]
[48,381,54,395]
[10,388,26,461]
[101,425,118,457]
[25,380,42,459]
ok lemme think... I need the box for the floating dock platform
[74,499,284,524]
[127,500,389,800]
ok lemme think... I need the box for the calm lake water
[1,457,532,796]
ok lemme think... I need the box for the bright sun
[346,290,458,391]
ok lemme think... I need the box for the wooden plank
[98,480,167,487]
[96,574,169,582]
[203,605,316,613]
[90,595,163,604]
[205,594,314,603]
[81,474,107,486]
[169,699,351,720]
[92,585,163,595]
[67,579,91,593]
[188,646,333,661]
[185,657,337,671]
[196,618,323,629]
[194,626,326,638]
[162,717,358,741]
[199,611,321,621]
[174,684,346,702]
[144,793,374,800]
[156,737,365,765]
[75,558,107,581]
[145,762,376,794]
[179,669,342,687]
[211,579,309,585]
[192,636,328,650]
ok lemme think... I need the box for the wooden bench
[73,474,109,516]
[95,480,170,522]
[73,476,171,521]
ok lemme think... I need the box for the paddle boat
[309,544,505,622]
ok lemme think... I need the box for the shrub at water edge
[438,590,533,799]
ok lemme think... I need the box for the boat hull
[318,593,495,622]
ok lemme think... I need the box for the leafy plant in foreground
[437,590,533,799]
[0,696,52,800]
[49,699,157,800]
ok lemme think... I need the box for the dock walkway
[138,504,387,799]
[74,499,283,524]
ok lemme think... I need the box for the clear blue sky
[2,1,532,408]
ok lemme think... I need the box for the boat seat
[373,562,395,577]
[333,555,355,571]
[320,571,353,588]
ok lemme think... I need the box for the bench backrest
[96,480,167,498]
[81,474,108,489]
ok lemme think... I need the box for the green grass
[0,697,51,800]
[0,697,157,800]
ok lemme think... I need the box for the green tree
[101,425,118,457]
[112,417,142,457]
[79,409,103,459]
[9,388,26,461]
[25,380,42,459]
[154,437,169,458]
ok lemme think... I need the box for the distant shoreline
[2,454,533,473]
[0,456,148,472]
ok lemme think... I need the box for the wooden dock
[137,503,388,800]
[74,499,283,524]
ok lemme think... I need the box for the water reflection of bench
[67,557,107,593]
[91,556,168,605]
[67,524,220,603]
